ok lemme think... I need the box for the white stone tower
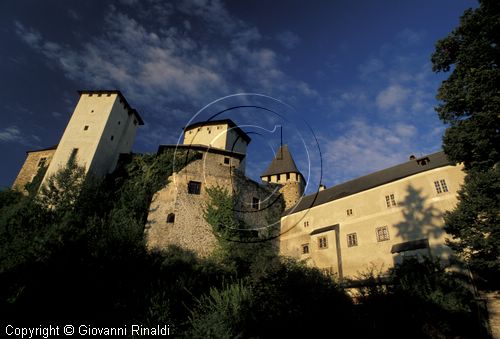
[261,144,305,210]
[42,90,143,184]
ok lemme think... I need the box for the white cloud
[376,84,410,111]
[276,31,301,49]
[0,126,28,144]
[320,119,419,184]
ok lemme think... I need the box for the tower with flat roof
[41,90,144,185]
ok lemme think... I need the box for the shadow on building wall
[392,185,449,264]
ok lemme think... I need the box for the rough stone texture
[280,180,305,211]
[146,150,283,257]
[12,148,56,192]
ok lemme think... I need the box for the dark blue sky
[0,0,475,191]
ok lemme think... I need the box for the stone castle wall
[12,148,56,192]
[280,181,305,210]
[146,150,283,257]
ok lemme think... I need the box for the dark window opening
[37,157,47,168]
[167,213,175,223]
[224,157,230,164]
[107,93,111,97]
[110,135,114,141]
[347,233,358,247]
[195,152,203,160]
[89,94,93,97]
[286,173,290,180]
[69,148,79,163]
[84,125,89,131]
[97,93,102,97]
[188,181,201,195]
[276,174,280,182]
[252,197,260,210]
[302,244,309,254]
[118,121,121,125]
[376,226,390,242]
[319,236,328,249]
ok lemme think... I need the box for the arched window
[167,213,175,223]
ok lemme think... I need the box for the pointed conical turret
[261,144,304,209]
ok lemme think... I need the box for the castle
[12,91,465,280]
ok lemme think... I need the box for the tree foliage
[431,0,500,286]
[431,0,499,170]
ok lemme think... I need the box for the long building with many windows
[279,151,465,280]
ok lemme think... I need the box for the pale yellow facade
[41,91,141,186]
[183,122,248,154]
[280,162,466,280]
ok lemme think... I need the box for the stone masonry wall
[12,149,56,192]
[146,150,283,257]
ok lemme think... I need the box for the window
[110,135,114,141]
[303,221,309,227]
[118,121,121,125]
[385,194,397,208]
[90,110,95,113]
[224,157,230,164]
[252,197,260,210]
[318,236,328,249]
[97,93,102,97]
[37,157,47,168]
[70,148,78,160]
[347,233,358,247]
[376,226,390,242]
[194,152,203,160]
[302,244,309,254]
[188,181,201,195]
[347,208,353,216]
[286,173,290,180]
[434,179,449,194]
[166,213,175,223]
[83,125,89,131]
[276,174,280,182]
[440,179,448,192]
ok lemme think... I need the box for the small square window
[37,157,47,168]
[110,135,114,141]
[118,121,121,125]
[318,236,328,249]
[107,93,111,97]
[303,221,309,227]
[347,233,358,247]
[97,93,102,97]
[194,152,203,160]
[188,181,201,195]
[166,213,175,223]
[84,125,89,131]
[252,197,260,210]
[302,244,309,254]
[376,226,390,242]
[347,208,353,216]
[224,157,230,165]
[385,194,397,208]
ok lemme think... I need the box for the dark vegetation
[431,0,499,288]
[0,150,489,338]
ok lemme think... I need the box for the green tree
[431,0,500,286]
